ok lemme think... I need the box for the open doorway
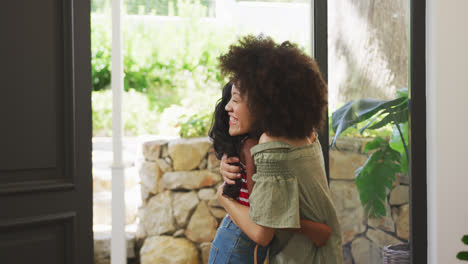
[90,0,313,263]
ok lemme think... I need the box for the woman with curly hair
[215,35,343,263]
[208,82,332,264]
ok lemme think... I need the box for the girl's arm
[241,138,258,195]
[218,138,274,247]
[217,187,274,247]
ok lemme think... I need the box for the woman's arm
[219,134,331,247]
[258,133,332,246]
[218,183,331,248]
[218,138,275,246]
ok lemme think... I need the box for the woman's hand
[220,154,242,184]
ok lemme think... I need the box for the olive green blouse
[249,140,343,264]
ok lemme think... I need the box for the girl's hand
[216,182,224,201]
[220,154,242,184]
[216,182,230,208]
[217,183,241,226]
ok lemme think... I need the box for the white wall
[427,0,468,263]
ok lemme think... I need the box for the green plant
[124,0,214,16]
[178,112,212,138]
[90,0,312,137]
[331,88,409,217]
[90,5,236,105]
[91,16,111,91]
[92,89,159,136]
[457,235,468,261]
[90,1,237,137]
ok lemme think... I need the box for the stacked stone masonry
[135,136,409,264]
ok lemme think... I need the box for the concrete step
[93,190,141,226]
[94,224,138,264]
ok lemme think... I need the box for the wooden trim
[0,212,76,264]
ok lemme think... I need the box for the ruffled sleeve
[248,141,300,229]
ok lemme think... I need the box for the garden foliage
[331,88,409,218]
[91,1,237,136]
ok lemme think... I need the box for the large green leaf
[457,252,468,261]
[331,96,407,147]
[457,235,468,261]
[396,87,409,99]
[390,122,409,173]
[366,106,408,131]
[358,102,407,133]
[355,137,401,218]
[463,235,468,245]
[362,137,387,152]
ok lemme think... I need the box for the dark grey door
[0,1,93,263]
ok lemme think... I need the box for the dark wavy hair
[209,82,245,159]
[218,35,328,138]
[208,82,245,199]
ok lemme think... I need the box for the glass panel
[327,0,410,263]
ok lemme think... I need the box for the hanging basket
[383,243,410,264]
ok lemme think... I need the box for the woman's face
[225,83,253,136]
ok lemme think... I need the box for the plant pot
[383,243,409,264]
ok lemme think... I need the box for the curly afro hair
[218,34,328,138]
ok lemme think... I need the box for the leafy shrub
[90,1,238,137]
[90,0,314,138]
[178,112,212,138]
[124,0,215,16]
[92,89,159,136]
[91,17,111,91]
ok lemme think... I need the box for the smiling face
[225,83,253,136]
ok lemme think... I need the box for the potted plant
[457,235,468,261]
[331,88,408,218]
[331,88,410,263]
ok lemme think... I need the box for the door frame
[314,0,427,262]
[409,0,427,263]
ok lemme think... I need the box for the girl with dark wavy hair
[208,82,332,264]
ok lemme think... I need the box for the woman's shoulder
[253,133,299,156]
[259,133,280,144]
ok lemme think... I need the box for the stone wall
[329,137,409,264]
[137,136,409,264]
[137,137,223,264]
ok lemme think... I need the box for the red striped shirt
[236,163,250,207]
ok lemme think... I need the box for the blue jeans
[209,216,268,264]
